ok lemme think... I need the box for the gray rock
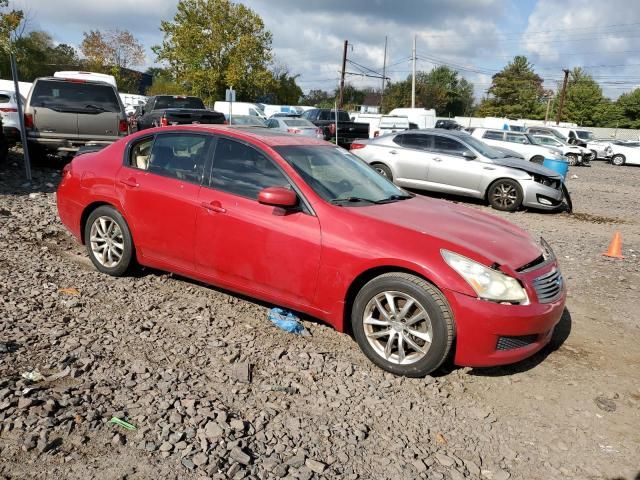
[230,447,251,465]
[181,457,196,471]
[192,452,208,467]
[435,453,455,467]
[305,458,327,474]
[204,421,224,439]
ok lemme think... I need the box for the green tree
[476,56,545,118]
[592,98,624,128]
[153,0,273,104]
[302,89,333,107]
[616,88,640,128]
[381,66,474,116]
[0,0,22,53]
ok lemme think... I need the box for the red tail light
[328,123,336,135]
[350,143,366,150]
[160,114,168,127]
[24,113,33,129]
[287,128,301,134]
[118,119,128,134]
[0,107,17,112]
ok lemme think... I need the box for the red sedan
[57,125,566,377]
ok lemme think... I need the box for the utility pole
[380,36,387,114]
[555,69,570,125]
[544,95,552,124]
[338,40,348,109]
[411,35,416,108]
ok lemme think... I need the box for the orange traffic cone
[603,232,624,259]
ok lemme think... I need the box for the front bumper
[445,280,566,367]
[521,179,564,210]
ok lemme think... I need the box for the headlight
[441,250,528,304]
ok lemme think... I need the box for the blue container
[542,157,569,180]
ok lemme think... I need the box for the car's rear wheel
[351,272,454,377]
[611,154,625,166]
[84,206,134,277]
[566,153,578,166]
[530,155,544,164]
[372,163,393,180]
[488,178,523,212]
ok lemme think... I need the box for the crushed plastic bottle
[268,308,310,336]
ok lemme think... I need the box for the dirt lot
[1,155,639,480]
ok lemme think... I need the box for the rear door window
[395,134,433,150]
[146,134,212,184]
[506,133,528,144]
[30,80,121,113]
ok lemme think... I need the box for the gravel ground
[1,155,639,480]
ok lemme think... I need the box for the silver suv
[24,77,127,158]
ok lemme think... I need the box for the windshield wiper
[375,193,413,204]
[84,104,109,112]
[330,196,378,205]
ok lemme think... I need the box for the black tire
[351,272,454,377]
[530,155,544,165]
[590,150,598,161]
[84,206,134,277]
[611,154,625,166]
[372,163,393,180]
[487,178,523,212]
[566,153,578,166]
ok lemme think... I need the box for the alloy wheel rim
[363,291,433,365]
[613,155,623,165]
[492,183,517,208]
[90,216,124,268]
[375,167,388,177]
[567,154,577,165]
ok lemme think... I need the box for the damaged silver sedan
[350,129,570,212]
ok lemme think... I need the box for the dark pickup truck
[301,108,369,148]
[136,95,225,131]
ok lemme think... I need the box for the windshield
[283,119,315,127]
[275,145,409,205]
[533,136,561,146]
[576,130,594,141]
[461,135,510,159]
[31,80,121,113]
[155,96,205,109]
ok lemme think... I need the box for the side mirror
[462,151,476,160]
[258,186,298,208]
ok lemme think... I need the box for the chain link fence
[586,127,640,141]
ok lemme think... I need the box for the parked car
[350,129,567,212]
[24,76,128,158]
[435,119,463,130]
[137,96,225,130]
[213,101,267,119]
[57,125,566,377]
[530,135,589,166]
[608,143,640,166]
[226,115,267,127]
[266,117,323,138]
[584,138,614,160]
[0,89,25,146]
[471,128,563,164]
[526,125,595,156]
[301,108,369,148]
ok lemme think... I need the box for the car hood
[488,156,561,178]
[354,196,543,270]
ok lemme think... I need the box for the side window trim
[432,135,469,157]
[205,134,314,215]
[124,134,156,169]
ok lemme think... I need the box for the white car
[0,89,25,146]
[608,143,640,166]
[471,128,563,164]
[531,135,588,166]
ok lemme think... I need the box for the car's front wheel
[372,163,393,180]
[566,153,578,166]
[611,154,625,166]
[84,206,134,276]
[488,178,523,212]
[351,273,454,377]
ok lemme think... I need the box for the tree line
[1,0,639,128]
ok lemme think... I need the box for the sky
[13,0,640,99]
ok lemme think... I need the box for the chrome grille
[533,268,563,303]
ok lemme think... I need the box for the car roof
[397,128,472,138]
[140,124,328,146]
[35,76,115,88]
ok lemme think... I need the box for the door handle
[389,150,398,154]
[433,157,442,162]
[119,177,139,187]
[201,201,226,214]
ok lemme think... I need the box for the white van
[482,117,525,132]
[54,71,117,88]
[388,108,436,129]
[213,101,266,119]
